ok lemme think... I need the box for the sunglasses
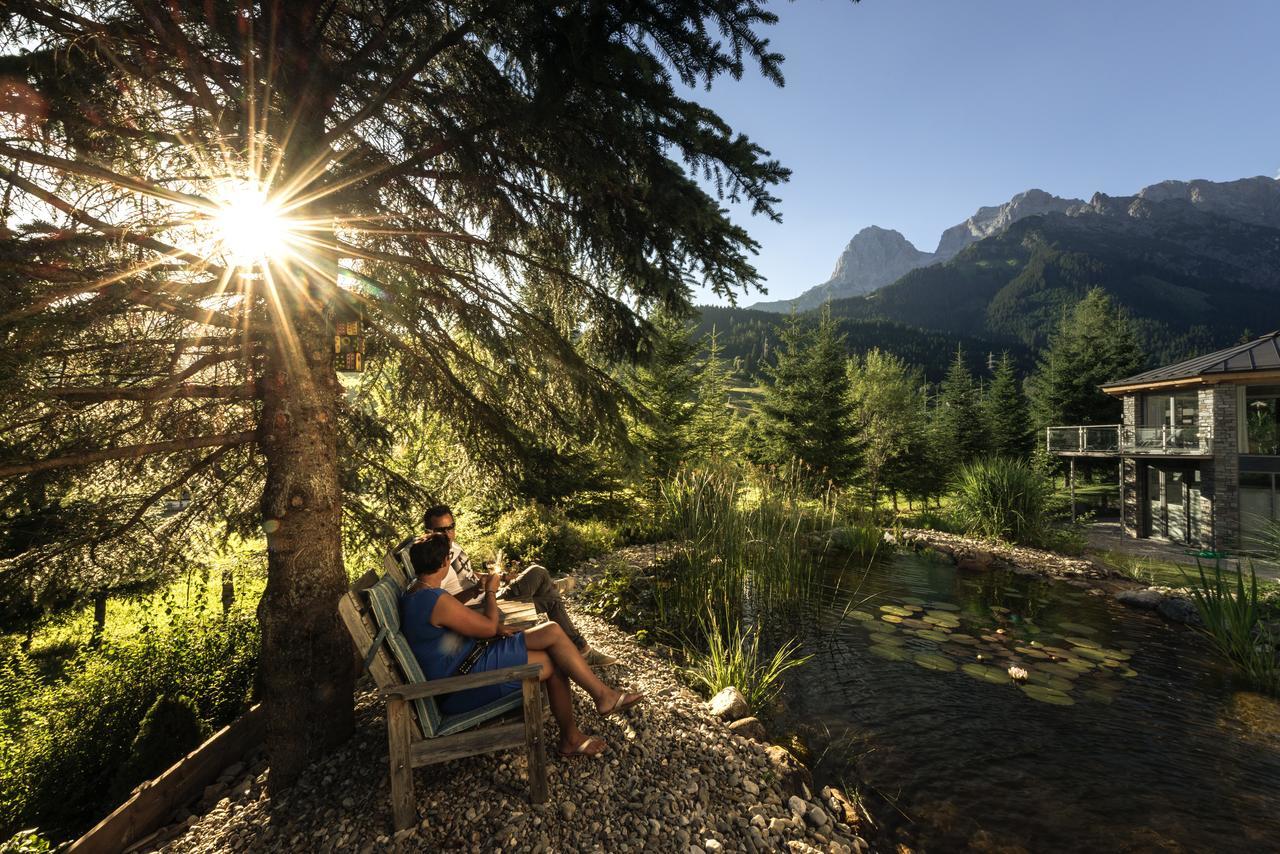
[431,523,456,533]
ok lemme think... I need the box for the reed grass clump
[683,614,813,713]
[1183,560,1279,695]
[948,456,1061,547]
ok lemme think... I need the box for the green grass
[1090,549,1190,588]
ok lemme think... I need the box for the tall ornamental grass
[683,614,813,713]
[948,456,1060,548]
[654,464,874,635]
[1183,560,1278,695]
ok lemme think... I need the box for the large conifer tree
[1027,288,1146,430]
[759,305,855,481]
[0,0,788,787]
[931,348,987,481]
[983,353,1031,457]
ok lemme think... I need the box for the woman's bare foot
[597,689,645,717]
[558,734,607,757]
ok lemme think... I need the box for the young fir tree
[931,348,988,482]
[759,305,855,482]
[1026,288,1147,430]
[686,328,736,466]
[983,353,1032,457]
[0,1,788,788]
[627,311,700,485]
[847,348,923,505]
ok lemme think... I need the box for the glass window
[1142,393,1198,427]
[1246,387,1280,455]
[1240,472,1275,548]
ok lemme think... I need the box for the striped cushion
[436,690,526,736]
[364,575,442,738]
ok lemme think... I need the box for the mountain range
[749,176,1280,315]
[704,175,1280,380]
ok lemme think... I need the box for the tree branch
[0,431,256,479]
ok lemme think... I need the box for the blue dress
[400,587,528,714]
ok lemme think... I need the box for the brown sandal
[601,691,645,717]
[558,734,607,758]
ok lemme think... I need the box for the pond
[779,550,1280,853]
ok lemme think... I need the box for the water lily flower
[1008,666,1029,681]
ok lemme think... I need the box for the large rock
[707,687,750,721]
[1116,588,1165,610]
[764,745,813,800]
[727,716,768,741]
[1157,596,1202,625]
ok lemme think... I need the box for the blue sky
[691,0,1280,305]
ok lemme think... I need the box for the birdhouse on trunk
[333,299,365,373]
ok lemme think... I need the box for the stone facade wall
[1203,385,1240,550]
[1120,395,1140,537]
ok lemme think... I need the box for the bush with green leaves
[948,456,1066,548]
[488,502,617,570]
[0,610,258,841]
[110,694,211,802]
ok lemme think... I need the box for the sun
[209,180,294,267]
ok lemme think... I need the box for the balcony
[1045,424,1211,456]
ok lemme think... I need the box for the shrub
[0,610,258,841]
[683,615,812,715]
[948,456,1064,548]
[111,694,211,801]
[489,502,618,569]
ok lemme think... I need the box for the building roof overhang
[1100,331,1280,396]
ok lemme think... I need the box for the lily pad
[1037,662,1082,680]
[1026,671,1075,692]
[901,618,931,630]
[1014,646,1051,660]
[881,614,904,624]
[1117,667,1139,678]
[1065,636,1102,650]
[949,634,981,646]
[962,663,1011,684]
[879,604,913,617]
[848,610,875,622]
[900,596,926,605]
[868,644,910,662]
[914,652,958,672]
[913,629,951,643]
[1056,622,1098,636]
[926,602,961,611]
[1019,684,1075,706]
[869,632,906,646]
[862,620,896,633]
[1073,647,1114,663]
[924,615,961,628]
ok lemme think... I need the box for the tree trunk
[221,568,235,614]
[256,6,354,793]
[90,591,107,647]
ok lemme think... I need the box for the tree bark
[90,591,107,647]
[255,4,354,793]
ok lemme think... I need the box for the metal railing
[1046,425,1121,453]
[1045,424,1210,454]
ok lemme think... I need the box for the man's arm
[452,547,484,603]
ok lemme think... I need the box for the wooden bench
[338,566,548,831]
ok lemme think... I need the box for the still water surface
[781,551,1280,853]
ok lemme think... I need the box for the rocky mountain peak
[933,188,1083,260]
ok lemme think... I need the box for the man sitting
[416,504,616,667]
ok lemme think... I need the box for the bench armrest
[381,664,544,701]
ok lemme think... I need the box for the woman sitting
[400,533,643,757]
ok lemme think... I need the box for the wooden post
[1069,457,1076,522]
[522,678,548,804]
[385,696,416,831]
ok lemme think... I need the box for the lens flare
[210,180,292,266]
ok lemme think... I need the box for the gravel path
[151,602,871,853]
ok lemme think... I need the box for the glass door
[1145,466,1163,538]
[1166,471,1187,543]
